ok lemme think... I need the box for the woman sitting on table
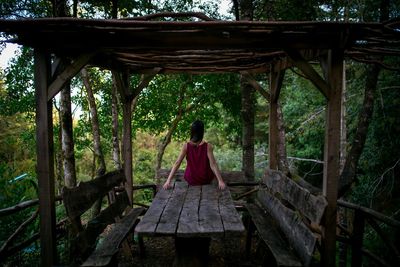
[163,120,226,190]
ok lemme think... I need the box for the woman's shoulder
[205,142,213,150]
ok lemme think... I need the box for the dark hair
[190,120,204,143]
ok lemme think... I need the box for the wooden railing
[0,195,64,260]
[337,200,400,266]
[0,170,157,264]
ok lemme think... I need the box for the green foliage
[1,47,34,115]
[280,69,326,183]
[0,0,51,18]
[1,1,400,266]
[133,73,241,142]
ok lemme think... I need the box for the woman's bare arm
[207,143,226,190]
[163,143,187,190]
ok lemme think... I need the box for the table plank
[138,183,245,239]
[177,186,201,237]
[199,185,224,236]
[219,189,245,236]
[135,184,174,236]
[156,182,188,235]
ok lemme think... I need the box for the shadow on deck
[119,235,264,267]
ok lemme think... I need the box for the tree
[236,0,256,181]
[81,67,106,216]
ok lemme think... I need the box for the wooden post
[321,49,344,267]
[268,70,283,170]
[121,73,133,205]
[34,49,56,266]
[351,210,365,267]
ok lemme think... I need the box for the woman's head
[190,120,204,143]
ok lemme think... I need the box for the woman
[163,120,226,190]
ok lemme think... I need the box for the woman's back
[184,141,215,186]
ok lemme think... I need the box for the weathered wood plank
[285,48,329,99]
[337,200,400,228]
[157,169,246,183]
[62,169,125,219]
[246,203,302,267]
[198,185,224,236]
[48,53,94,101]
[220,171,246,183]
[34,49,56,267]
[82,207,144,267]
[219,189,245,235]
[121,97,133,205]
[156,182,188,235]
[75,192,130,257]
[263,169,328,224]
[321,49,343,267]
[0,199,39,217]
[135,185,173,236]
[257,189,317,266]
[157,169,185,181]
[177,186,202,237]
[351,209,365,267]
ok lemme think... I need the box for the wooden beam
[337,200,400,228]
[113,68,160,102]
[285,48,330,99]
[47,53,94,101]
[114,69,160,204]
[113,71,130,102]
[270,69,284,103]
[351,209,365,267]
[34,49,56,267]
[268,69,284,170]
[62,170,125,219]
[240,71,271,100]
[321,49,344,267]
[263,169,328,224]
[121,77,133,205]
[131,68,162,98]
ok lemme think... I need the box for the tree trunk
[81,67,106,216]
[338,64,380,197]
[243,72,290,177]
[337,0,388,198]
[340,62,347,172]
[276,103,290,176]
[60,83,77,188]
[338,61,348,267]
[55,104,63,195]
[154,82,189,181]
[155,113,183,181]
[241,76,255,181]
[239,0,255,181]
[111,73,121,170]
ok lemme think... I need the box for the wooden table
[135,182,245,266]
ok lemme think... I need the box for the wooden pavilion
[0,12,399,267]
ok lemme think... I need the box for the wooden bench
[62,169,145,266]
[245,169,328,267]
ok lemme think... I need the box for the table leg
[174,237,210,267]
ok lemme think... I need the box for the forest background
[0,0,399,266]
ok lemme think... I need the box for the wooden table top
[135,182,245,237]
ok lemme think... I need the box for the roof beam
[114,67,161,103]
[285,48,330,99]
[47,53,95,101]
[131,68,162,98]
[240,71,270,100]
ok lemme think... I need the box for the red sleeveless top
[184,142,215,186]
